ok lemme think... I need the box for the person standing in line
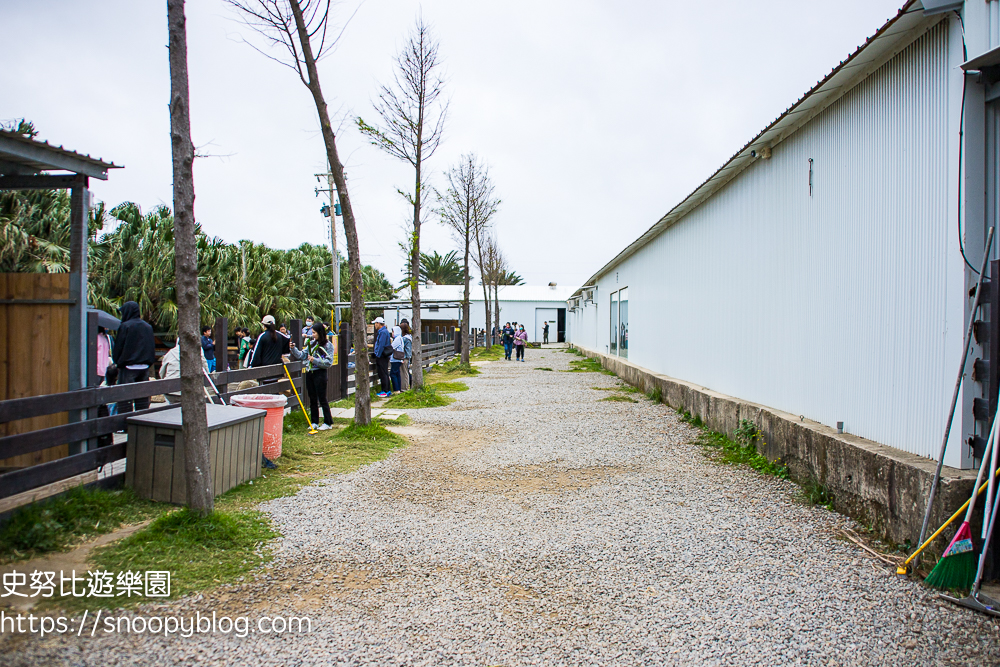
[112,301,156,414]
[389,325,405,393]
[201,325,216,373]
[302,316,314,339]
[159,339,209,404]
[290,322,335,430]
[249,315,291,368]
[236,328,250,368]
[502,322,514,360]
[543,321,550,344]
[400,321,412,391]
[96,325,112,384]
[514,324,528,362]
[372,316,392,397]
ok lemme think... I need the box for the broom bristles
[924,522,977,591]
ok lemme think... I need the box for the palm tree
[496,269,524,286]
[420,250,463,284]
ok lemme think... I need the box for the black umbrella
[87,307,121,330]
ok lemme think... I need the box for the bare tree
[471,215,492,347]
[437,154,499,365]
[482,235,508,337]
[167,0,213,515]
[356,16,447,390]
[227,0,373,424]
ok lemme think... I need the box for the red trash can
[231,394,287,459]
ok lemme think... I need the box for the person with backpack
[112,301,156,413]
[290,322,335,430]
[389,325,406,393]
[514,324,528,362]
[249,315,290,368]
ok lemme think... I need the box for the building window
[610,290,619,355]
[619,287,628,359]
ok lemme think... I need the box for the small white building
[395,284,576,343]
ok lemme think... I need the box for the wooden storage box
[125,404,266,504]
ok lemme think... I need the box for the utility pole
[315,166,341,327]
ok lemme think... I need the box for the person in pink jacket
[513,325,528,362]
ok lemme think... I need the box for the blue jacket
[373,325,391,358]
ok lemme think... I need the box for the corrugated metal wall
[572,22,958,460]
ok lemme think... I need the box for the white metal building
[396,284,576,343]
[567,1,1000,469]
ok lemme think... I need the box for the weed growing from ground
[646,386,663,403]
[690,416,788,479]
[601,395,638,403]
[535,367,555,371]
[801,478,835,510]
[564,358,614,375]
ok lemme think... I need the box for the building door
[535,308,558,343]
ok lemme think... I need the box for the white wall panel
[571,22,962,461]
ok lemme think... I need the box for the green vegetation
[427,357,481,379]
[19,412,406,609]
[564,357,614,375]
[76,509,275,611]
[331,388,380,410]
[383,385,454,408]
[801,478,835,510]
[470,345,504,361]
[431,381,469,393]
[0,487,164,563]
[647,386,663,403]
[693,417,788,479]
[601,395,638,403]
[535,367,554,371]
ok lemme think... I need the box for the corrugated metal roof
[573,0,938,296]
[0,130,122,180]
[399,284,577,303]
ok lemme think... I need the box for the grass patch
[694,417,788,479]
[383,385,454,409]
[801,477,835,510]
[0,487,165,564]
[470,345,504,361]
[563,357,614,375]
[427,358,481,379]
[331,387,380,409]
[431,381,468,393]
[535,367,555,371]
[600,395,638,403]
[647,386,663,403]
[54,508,276,612]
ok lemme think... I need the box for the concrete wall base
[572,345,978,552]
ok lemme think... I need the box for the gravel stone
[5,349,1000,665]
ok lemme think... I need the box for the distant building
[396,284,575,343]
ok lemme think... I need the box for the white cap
[261,314,276,326]
[372,316,385,324]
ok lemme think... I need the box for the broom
[925,410,998,590]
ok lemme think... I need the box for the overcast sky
[3,0,903,288]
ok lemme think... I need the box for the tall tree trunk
[289,0,371,424]
[461,222,470,366]
[167,0,212,515]
[494,287,500,346]
[410,116,425,390]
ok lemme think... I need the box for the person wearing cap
[372,316,392,397]
[249,314,291,368]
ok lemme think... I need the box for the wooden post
[214,317,228,372]
[454,328,461,355]
[67,175,89,456]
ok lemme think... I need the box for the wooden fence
[0,318,460,516]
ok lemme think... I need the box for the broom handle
[917,227,995,558]
[904,466,1000,568]
[283,363,312,424]
[968,409,999,524]
[973,475,1000,596]
[986,411,1000,536]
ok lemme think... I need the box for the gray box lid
[126,404,267,430]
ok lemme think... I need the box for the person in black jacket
[249,314,290,369]
[112,301,156,414]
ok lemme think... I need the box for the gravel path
[8,349,1000,665]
